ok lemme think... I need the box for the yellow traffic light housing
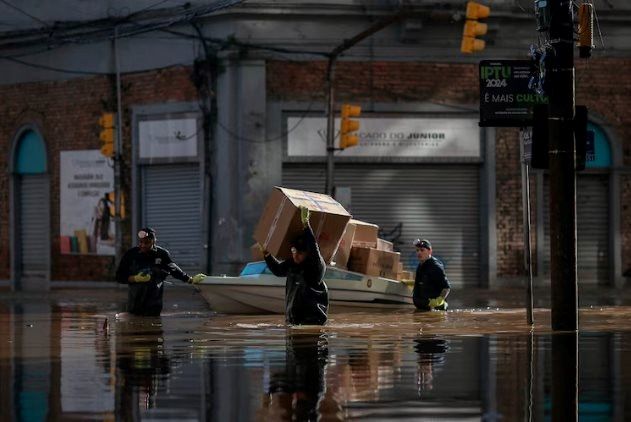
[461,1,490,54]
[99,112,115,158]
[340,104,361,149]
[577,2,593,58]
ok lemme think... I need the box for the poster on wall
[59,150,115,255]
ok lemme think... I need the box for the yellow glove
[189,273,206,284]
[256,242,269,256]
[132,272,151,283]
[300,206,310,227]
[428,296,445,309]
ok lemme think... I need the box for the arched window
[586,123,612,169]
[15,130,47,174]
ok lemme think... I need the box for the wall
[266,58,631,281]
[0,66,199,280]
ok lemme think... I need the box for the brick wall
[0,66,198,281]
[268,58,631,279]
[1,58,628,281]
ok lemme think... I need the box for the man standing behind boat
[412,239,451,311]
[258,206,329,325]
[116,227,206,316]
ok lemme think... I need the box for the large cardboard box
[253,187,352,263]
[348,246,401,279]
[332,222,356,268]
[350,219,379,248]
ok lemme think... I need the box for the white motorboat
[196,261,414,314]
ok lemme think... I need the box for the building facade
[1,0,630,288]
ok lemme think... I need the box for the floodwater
[1,284,631,421]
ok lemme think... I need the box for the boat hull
[196,270,414,314]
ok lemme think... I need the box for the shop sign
[59,150,115,255]
[139,118,198,159]
[287,117,480,158]
[479,60,548,127]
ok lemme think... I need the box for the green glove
[189,273,207,284]
[428,296,445,309]
[132,272,151,283]
[300,206,310,227]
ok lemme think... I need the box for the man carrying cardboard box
[412,239,451,311]
[257,206,329,325]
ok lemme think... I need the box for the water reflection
[257,330,333,421]
[2,287,631,420]
[114,317,171,421]
[414,337,448,395]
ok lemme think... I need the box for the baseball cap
[138,227,156,240]
[413,238,432,249]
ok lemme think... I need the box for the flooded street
[1,284,631,421]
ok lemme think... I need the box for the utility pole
[541,3,579,420]
[547,0,577,331]
[324,12,405,195]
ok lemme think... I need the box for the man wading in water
[258,206,329,325]
[116,227,206,316]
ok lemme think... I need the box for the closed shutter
[19,175,49,273]
[283,163,481,286]
[142,164,202,274]
[543,175,609,283]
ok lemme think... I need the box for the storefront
[10,127,50,288]
[132,105,210,274]
[281,111,491,287]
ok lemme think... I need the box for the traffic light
[106,191,126,218]
[460,1,490,54]
[577,3,594,58]
[340,104,361,149]
[98,112,115,158]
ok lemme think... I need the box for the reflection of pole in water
[527,330,534,422]
[551,332,578,421]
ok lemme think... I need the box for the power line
[0,0,49,27]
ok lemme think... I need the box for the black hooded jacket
[413,256,451,308]
[116,245,191,316]
[264,224,329,325]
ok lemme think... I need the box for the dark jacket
[264,225,328,325]
[116,245,190,316]
[413,256,451,309]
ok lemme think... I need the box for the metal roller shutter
[282,163,480,286]
[542,175,609,284]
[19,175,49,273]
[142,164,202,274]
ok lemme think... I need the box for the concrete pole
[547,0,577,331]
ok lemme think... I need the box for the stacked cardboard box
[343,219,402,280]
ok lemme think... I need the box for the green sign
[479,60,548,127]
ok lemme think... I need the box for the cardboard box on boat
[350,219,379,248]
[398,270,414,281]
[253,186,351,263]
[332,222,356,268]
[348,246,401,280]
[376,238,394,252]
